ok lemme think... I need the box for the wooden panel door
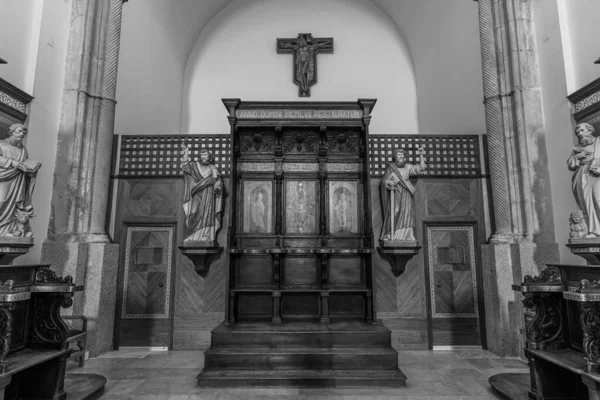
[425,224,484,347]
[118,225,174,347]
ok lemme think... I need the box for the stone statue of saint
[181,145,223,242]
[380,147,426,242]
[0,124,40,237]
[567,122,600,238]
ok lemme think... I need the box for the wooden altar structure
[223,99,376,323]
[193,99,408,387]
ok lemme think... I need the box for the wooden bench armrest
[62,315,87,332]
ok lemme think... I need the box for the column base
[481,241,560,357]
[41,241,119,357]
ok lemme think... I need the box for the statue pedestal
[377,241,421,277]
[566,238,600,265]
[179,241,223,277]
[0,237,33,264]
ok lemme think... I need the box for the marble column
[477,0,560,356]
[41,0,126,357]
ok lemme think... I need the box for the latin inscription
[236,109,363,119]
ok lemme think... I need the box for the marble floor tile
[67,349,528,399]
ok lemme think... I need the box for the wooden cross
[277,33,333,97]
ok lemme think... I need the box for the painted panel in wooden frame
[328,180,359,234]
[242,180,273,234]
[285,180,318,235]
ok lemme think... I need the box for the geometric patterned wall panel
[368,135,483,178]
[437,247,465,264]
[427,225,479,318]
[113,134,485,179]
[135,246,163,265]
[122,226,174,319]
[116,135,231,178]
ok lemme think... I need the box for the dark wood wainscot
[491,264,600,399]
[0,264,104,400]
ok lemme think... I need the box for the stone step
[204,346,399,370]
[197,369,407,388]
[211,322,392,348]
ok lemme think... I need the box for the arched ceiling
[142,0,481,74]
[116,0,484,135]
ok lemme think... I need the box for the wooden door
[117,225,175,347]
[424,223,485,348]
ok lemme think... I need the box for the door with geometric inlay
[424,223,485,348]
[116,225,175,347]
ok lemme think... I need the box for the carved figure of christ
[277,33,333,97]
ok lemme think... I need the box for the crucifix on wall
[277,33,333,97]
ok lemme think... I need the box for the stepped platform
[197,321,407,388]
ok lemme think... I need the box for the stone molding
[0,78,33,124]
[568,77,600,120]
[0,92,25,113]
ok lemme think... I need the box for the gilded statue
[380,147,426,242]
[567,123,600,238]
[181,146,223,242]
[0,124,40,238]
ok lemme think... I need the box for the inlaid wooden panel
[431,318,481,346]
[329,293,364,317]
[236,256,273,287]
[237,294,272,320]
[426,182,473,217]
[283,256,318,287]
[119,319,170,347]
[281,293,319,318]
[122,226,173,318]
[370,182,397,314]
[177,255,204,315]
[427,226,478,317]
[425,224,481,347]
[329,257,362,286]
[125,181,178,218]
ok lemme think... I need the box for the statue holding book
[380,147,426,243]
[568,122,600,238]
[0,124,40,237]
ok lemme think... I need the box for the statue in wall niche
[568,122,600,239]
[380,147,426,243]
[181,145,223,243]
[0,124,40,238]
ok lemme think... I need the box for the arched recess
[181,0,419,136]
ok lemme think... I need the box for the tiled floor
[66,348,528,399]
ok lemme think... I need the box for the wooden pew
[491,264,600,399]
[0,265,104,400]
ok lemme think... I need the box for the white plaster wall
[532,0,581,264]
[182,0,419,136]
[373,0,486,135]
[115,0,231,134]
[0,0,42,92]
[560,0,600,91]
[16,0,72,264]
